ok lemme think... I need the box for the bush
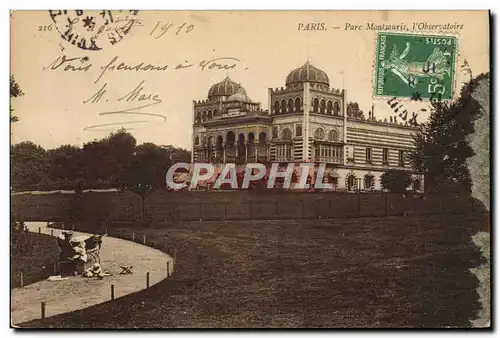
[381,170,412,193]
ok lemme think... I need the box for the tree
[11,142,48,190]
[46,145,82,185]
[408,73,488,193]
[80,129,137,188]
[381,170,412,193]
[10,75,24,123]
[466,73,490,208]
[121,143,173,226]
[346,101,365,119]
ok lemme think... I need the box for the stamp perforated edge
[371,30,462,102]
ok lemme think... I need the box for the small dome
[285,61,330,87]
[208,76,241,99]
[227,87,251,102]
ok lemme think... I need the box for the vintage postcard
[10,10,490,328]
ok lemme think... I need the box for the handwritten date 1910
[150,21,194,39]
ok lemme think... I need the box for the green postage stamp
[374,32,457,100]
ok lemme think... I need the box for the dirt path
[11,222,173,326]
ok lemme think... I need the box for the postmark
[374,32,457,100]
[49,10,140,51]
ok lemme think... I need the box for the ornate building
[192,62,424,192]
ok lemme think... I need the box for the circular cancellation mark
[49,10,140,51]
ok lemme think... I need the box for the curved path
[11,222,173,326]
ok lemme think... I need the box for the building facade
[192,62,424,192]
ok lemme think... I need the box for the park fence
[11,190,486,225]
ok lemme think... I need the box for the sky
[10,10,489,150]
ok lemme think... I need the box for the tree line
[11,129,191,192]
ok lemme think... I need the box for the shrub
[381,170,412,193]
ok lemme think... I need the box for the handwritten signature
[82,80,167,131]
[43,55,241,83]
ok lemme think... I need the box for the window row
[271,126,340,142]
[272,98,342,116]
[195,109,219,123]
[365,147,406,166]
[314,145,344,161]
[275,144,292,160]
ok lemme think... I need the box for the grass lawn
[20,212,489,328]
[11,231,60,288]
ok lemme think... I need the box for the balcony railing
[223,156,270,164]
[313,157,343,164]
[275,156,293,162]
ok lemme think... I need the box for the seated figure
[84,263,104,279]
[57,232,76,261]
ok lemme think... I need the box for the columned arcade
[194,129,270,164]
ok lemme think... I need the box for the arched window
[281,100,287,114]
[274,101,280,115]
[202,111,207,121]
[196,112,201,124]
[216,135,224,148]
[247,132,255,143]
[314,128,325,140]
[364,175,375,189]
[238,133,245,145]
[333,102,340,116]
[213,109,218,117]
[281,128,292,141]
[295,97,302,112]
[328,129,339,142]
[259,132,267,144]
[226,131,235,146]
[327,101,333,115]
[194,136,200,145]
[346,174,357,191]
[208,110,213,119]
[288,99,294,113]
[320,99,326,114]
[313,98,319,113]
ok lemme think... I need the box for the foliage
[10,129,191,193]
[380,170,412,193]
[346,101,365,119]
[466,74,490,209]
[121,142,174,197]
[11,142,49,190]
[10,75,24,123]
[408,73,489,193]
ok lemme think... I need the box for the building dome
[227,87,252,102]
[285,61,330,86]
[208,76,241,99]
